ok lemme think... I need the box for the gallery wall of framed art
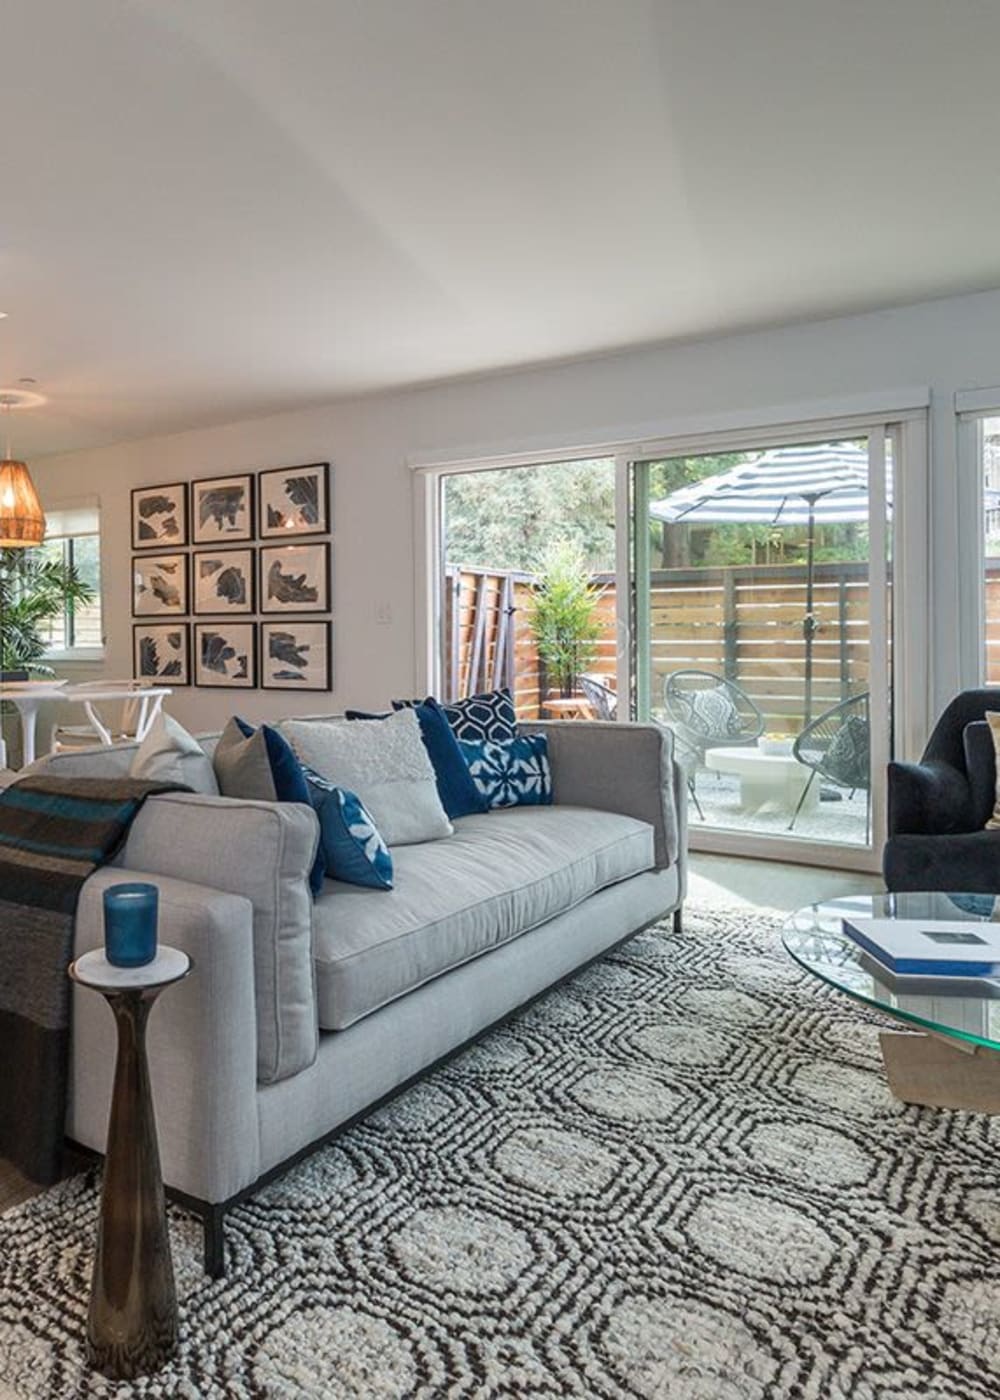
[130,463,333,690]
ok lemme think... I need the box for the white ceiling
[4,0,1000,455]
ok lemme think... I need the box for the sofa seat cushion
[312,805,654,1030]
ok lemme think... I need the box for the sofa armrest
[70,869,260,1204]
[887,759,975,836]
[523,720,681,869]
[117,792,320,1085]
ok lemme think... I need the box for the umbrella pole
[803,499,817,726]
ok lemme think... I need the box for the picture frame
[260,620,332,691]
[259,542,330,614]
[192,546,255,615]
[131,483,188,549]
[258,462,330,538]
[191,472,255,544]
[133,622,190,685]
[194,621,257,688]
[131,553,188,617]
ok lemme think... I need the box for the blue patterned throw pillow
[393,688,517,744]
[457,734,552,809]
[304,769,394,890]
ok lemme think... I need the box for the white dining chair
[49,679,167,752]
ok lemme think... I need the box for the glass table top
[783,892,1000,1052]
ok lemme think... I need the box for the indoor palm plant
[526,540,605,698]
[0,546,94,674]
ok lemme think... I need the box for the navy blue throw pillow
[393,688,517,743]
[303,769,394,890]
[457,734,553,809]
[346,701,487,819]
[233,716,325,894]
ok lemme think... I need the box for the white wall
[30,287,1000,735]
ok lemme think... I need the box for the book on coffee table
[842,916,1000,977]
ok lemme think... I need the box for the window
[982,416,1000,683]
[34,504,103,654]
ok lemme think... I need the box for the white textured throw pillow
[130,712,219,794]
[281,710,452,846]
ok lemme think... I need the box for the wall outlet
[375,601,392,625]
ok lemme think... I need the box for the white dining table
[0,684,172,767]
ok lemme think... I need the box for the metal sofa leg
[673,907,683,934]
[203,1205,226,1279]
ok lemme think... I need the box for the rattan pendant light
[0,394,45,548]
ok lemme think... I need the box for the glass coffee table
[783,891,1000,1112]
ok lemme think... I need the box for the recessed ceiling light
[0,313,7,320]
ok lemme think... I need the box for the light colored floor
[0,853,882,1217]
[688,849,883,913]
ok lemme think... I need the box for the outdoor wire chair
[578,673,618,721]
[662,669,765,822]
[789,691,871,841]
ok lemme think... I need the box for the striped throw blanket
[0,775,184,1184]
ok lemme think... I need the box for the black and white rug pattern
[2,906,1000,1399]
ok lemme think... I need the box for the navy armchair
[883,688,1000,892]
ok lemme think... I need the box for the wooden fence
[445,560,874,726]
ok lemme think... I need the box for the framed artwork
[133,622,190,685]
[191,472,255,544]
[193,547,255,615]
[259,542,330,613]
[194,622,256,688]
[260,620,332,691]
[258,462,330,538]
[132,483,188,549]
[132,553,187,616]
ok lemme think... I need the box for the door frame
[619,409,928,873]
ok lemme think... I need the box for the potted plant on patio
[526,540,605,699]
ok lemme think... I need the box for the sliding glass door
[629,430,893,864]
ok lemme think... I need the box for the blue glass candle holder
[103,883,158,968]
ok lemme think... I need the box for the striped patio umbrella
[649,442,886,723]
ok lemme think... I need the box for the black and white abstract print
[132,622,189,684]
[131,483,187,548]
[259,462,329,537]
[194,622,256,687]
[191,474,254,544]
[193,547,254,615]
[260,542,329,613]
[261,619,331,690]
[131,553,187,616]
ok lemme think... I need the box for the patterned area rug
[1,906,999,1399]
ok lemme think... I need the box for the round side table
[68,945,191,1380]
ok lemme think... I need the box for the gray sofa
[37,718,686,1275]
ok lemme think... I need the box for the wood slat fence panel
[445,560,892,728]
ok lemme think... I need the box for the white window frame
[36,500,104,662]
[411,399,929,873]
[955,389,1000,689]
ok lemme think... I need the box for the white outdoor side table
[67,946,191,1380]
[703,745,820,817]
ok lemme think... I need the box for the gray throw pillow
[130,712,218,794]
[213,717,279,800]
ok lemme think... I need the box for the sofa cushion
[281,710,453,846]
[393,687,517,743]
[129,712,218,794]
[312,805,654,1030]
[458,733,552,809]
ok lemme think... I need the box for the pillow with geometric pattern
[393,687,517,744]
[457,733,552,810]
